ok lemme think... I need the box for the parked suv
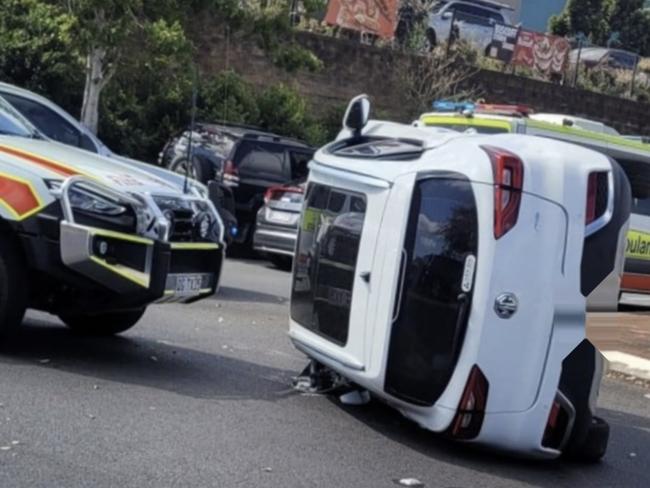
[161,125,314,246]
[426,0,515,52]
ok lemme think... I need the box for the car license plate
[175,274,204,295]
[269,210,292,223]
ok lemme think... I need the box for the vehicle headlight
[46,179,128,216]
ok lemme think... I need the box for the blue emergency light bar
[432,100,476,113]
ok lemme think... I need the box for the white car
[289,96,630,461]
[426,0,515,53]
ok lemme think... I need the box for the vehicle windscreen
[0,96,37,138]
[384,176,478,406]
[291,184,367,345]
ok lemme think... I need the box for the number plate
[175,274,204,295]
[268,210,293,224]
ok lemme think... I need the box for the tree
[549,0,650,55]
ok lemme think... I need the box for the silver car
[253,183,305,270]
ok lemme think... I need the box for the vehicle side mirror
[343,94,371,138]
[442,11,453,20]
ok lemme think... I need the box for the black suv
[160,124,315,245]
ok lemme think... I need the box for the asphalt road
[0,258,649,488]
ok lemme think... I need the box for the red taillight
[586,171,608,226]
[481,145,524,239]
[542,395,570,449]
[264,185,304,204]
[449,365,489,440]
[223,160,239,186]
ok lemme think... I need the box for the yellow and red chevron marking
[0,172,45,220]
[0,144,80,177]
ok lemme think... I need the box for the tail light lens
[481,145,524,239]
[542,395,571,450]
[585,171,609,226]
[264,185,304,205]
[222,160,240,187]
[449,365,489,440]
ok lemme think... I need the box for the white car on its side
[289,96,630,462]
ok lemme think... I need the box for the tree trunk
[80,46,106,135]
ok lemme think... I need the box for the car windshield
[0,95,41,139]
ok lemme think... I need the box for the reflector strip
[0,173,44,219]
[0,144,80,177]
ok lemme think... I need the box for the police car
[289,95,630,461]
[0,95,225,337]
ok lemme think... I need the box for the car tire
[270,255,293,271]
[0,235,27,338]
[59,308,147,336]
[564,416,610,463]
[170,155,214,184]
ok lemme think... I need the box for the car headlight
[47,179,128,216]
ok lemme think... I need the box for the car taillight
[223,160,239,187]
[585,171,609,226]
[541,395,571,450]
[449,365,489,440]
[481,145,524,239]
[264,185,304,204]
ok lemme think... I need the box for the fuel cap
[494,293,518,319]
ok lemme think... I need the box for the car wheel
[0,235,27,338]
[270,255,293,271]
[59,308,147,336]
[564,416,610,463]
[170,156,214,184]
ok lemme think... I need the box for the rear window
[233,141,288,181]
[291,184,366,345]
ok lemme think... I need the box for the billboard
[512,29,571,74]
[488,23,520,63]
[325,0,400,39]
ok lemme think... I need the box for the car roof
[195,122,314,149]
[440,0,515,12]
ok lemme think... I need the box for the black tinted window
[291,184,366,345]
[289,150,312,180]
[634,197,650,216]
[1,93,82,147]
[453,5,503,23]
[233,141,288,181]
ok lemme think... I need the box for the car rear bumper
[253,223,297,257]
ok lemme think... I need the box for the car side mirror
[442,11,453,20]
[343,94,371,138]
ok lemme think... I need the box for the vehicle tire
[59,308,146,336]
[170,155,214,184]
[564,416,610,463]
[0,235,27,338]
[270,255,293,271]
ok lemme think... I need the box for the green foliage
[197,70,260,124]
[550,0,650,55]
[0,0,82,112]
[272,44,323,72]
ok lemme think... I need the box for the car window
[633,197,650,216]
[453,4,503,24]
[1,93,82,148]
[289,150,313,180]
[233,141,289,182]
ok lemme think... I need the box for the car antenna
[184,68,198,194]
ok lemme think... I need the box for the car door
[454,4,502,51]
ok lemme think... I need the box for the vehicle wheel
[564,416,610,463]
[0,236,27,338]
[170,156,214,184]
[270,255,293,271]
[59,308,146,336]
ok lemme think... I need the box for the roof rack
[192,122,312,148]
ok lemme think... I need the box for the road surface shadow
[0,317,298,403]
[328,397,650,487]
[214,285,288,305]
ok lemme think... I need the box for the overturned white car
[289,96,631,461]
